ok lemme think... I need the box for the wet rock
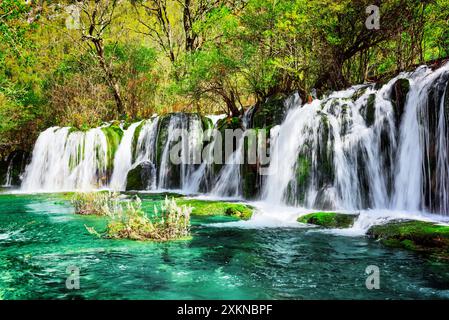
[252,94,288,130]
[367,220,449,260]
[0,150,30,187]
[126,161,156,190]
[297,212,359,228]
[390,78,410,129]
[313,186,337,210]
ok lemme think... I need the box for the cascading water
[210,107,255,197]
[262,63,449,216]
[157,113,204,190]
[18,63,449,218]
[22,127,109,191]
[132,117,160,190]
[2,154,16,187]
[109,122,142,191]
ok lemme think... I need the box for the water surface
[0,193,448,299]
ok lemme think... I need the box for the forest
[0,0,448,158]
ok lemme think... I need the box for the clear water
[1,193,449,300]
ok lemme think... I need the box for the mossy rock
[125,161,155,191]
[297,212,359,228]
[101,125,124,170]
[367,220,449,259]
[360,94,376,127]
[390,78,410,128]
[252,95,287,130]
[175,198,254,220]
[131,120,146,162]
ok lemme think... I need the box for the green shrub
[81,194,192,241]
[71,191,119,215]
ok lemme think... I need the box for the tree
[79,0,125,117]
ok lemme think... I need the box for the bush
[71,191,119,215]
[79,193,192,241]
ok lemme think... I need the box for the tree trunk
[93,39,125,117]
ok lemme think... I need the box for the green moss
[367,220,449,259]
[296,154,310,186]
[101,125,123,170]
[252,95,287,129]
[201,116,213,131]
[175,198,254,220]
[297,212,359,228]
[131,121,145,162]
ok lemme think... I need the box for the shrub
[81,194,192,241]
[71,191,119,215]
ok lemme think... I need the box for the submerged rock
[297,212,359,228]
[367,220,449,259]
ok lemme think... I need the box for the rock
[0,150,30,187]
[297,212,359,228]
[252,94,288,130]
[360,93,376,127]
[367,220,449,259]
[313,186,337,210]
[101,124,123,172]
[126,161,156,191]
[390,78,410,129]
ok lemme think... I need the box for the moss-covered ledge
[175,198,254,220]
[367,220,449,259]
[297,212,359,228]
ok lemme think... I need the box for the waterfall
[22,127,109,191]
[132,117,159,190]
[17,63,449,215]
[109,122,142,191]
[157,113,204,190]
[261,63,449,214]
[436,79,449,214]
[2,154,16,187]
[210,107,255,197]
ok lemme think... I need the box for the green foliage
[1,0,449,156]
[71,191,116,215]
[102,196,192,241]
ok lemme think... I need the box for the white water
[2,154,16,187]
[17,64,449,232]
[22,127,109,191]
[132,117,159,190]
[109,122,142,191]
[210,107,255,197]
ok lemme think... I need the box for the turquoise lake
[0,193,448,300]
